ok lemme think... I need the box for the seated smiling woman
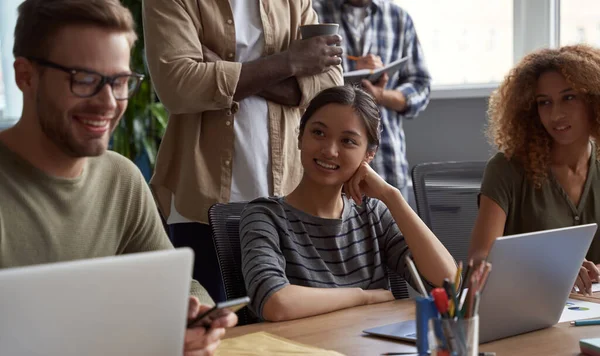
[239,85,456,322]
[468,44,600,295]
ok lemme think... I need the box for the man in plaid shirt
[313,0,432,199]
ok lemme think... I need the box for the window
[0,48,4,120]
[560,0,600,46]
[394,0,513,86]
[0,0,25,123]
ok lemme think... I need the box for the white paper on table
[573,282,600,293]
[559,298,600,323]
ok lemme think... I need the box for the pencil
[347,55,360,61]
[442,279,458,318]
[454,261,463,290]
[473,291,481,316]
[405,256,428,297]
[465,277,479,318]
[458,260,473,312]
[479,263,492,293]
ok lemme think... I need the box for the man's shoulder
[379,0,412,19]
[311,0,334,16]
[88,151,146,187]
[91,150,140,171]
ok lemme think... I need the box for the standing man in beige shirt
[143,0,344,302]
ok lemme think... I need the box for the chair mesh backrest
[411,161,486,264]
[207,202,258,326]
[387,266,409,299]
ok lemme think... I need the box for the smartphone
[187,296,251,328]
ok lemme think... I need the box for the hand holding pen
[347,54,383,70]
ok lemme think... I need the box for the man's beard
[36,94,114,158]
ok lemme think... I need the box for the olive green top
[0,141,213,305]
[480,146,600,262]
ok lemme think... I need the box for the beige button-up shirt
[143,0,343,224]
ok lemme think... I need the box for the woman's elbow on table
[261,293,292,322]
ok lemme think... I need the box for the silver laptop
[363,224,597,344]
[479,223,597,342]
[0,248,194,356]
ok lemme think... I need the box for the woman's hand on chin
[343,161,397,204]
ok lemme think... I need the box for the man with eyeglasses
[0,0,236,354]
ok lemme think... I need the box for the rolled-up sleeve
[142,0,242,114]
[296,0,344,108]
[239,202,290,319]
[374,201,435,291]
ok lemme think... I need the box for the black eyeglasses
[27,57,144,100]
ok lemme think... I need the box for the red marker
[432,288,450,318]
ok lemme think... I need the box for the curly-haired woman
[468,44,600,294]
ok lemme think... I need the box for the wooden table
[225,299,600,355]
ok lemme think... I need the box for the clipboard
[344,56,411,84]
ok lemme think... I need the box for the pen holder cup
[429,316,479,356]
[415,296,439,355]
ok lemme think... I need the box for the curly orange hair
[487,44,600,187]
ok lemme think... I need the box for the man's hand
[202,45,222,63]
[184,297,238,356]
[287,35,343,77]
[257,77,302,106]
[361,73,389,104]
[355,54,383,71]
[362,73,407,112]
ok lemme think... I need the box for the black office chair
[207,201,259,326]
[387,267,410,299]
[411,161,487,264]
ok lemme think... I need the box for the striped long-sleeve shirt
[313,0,432,190]
[239,195,428,319]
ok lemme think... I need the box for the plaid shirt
[313,0,432,190]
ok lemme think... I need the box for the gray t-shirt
[240,195,428,318]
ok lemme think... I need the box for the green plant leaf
[149,103,168,129]
[142,137,157,167]
[109,0,165,171]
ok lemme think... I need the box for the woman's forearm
[262,285,393,321]
[383,188,457,287]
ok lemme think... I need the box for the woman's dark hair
[299,85,382,152]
